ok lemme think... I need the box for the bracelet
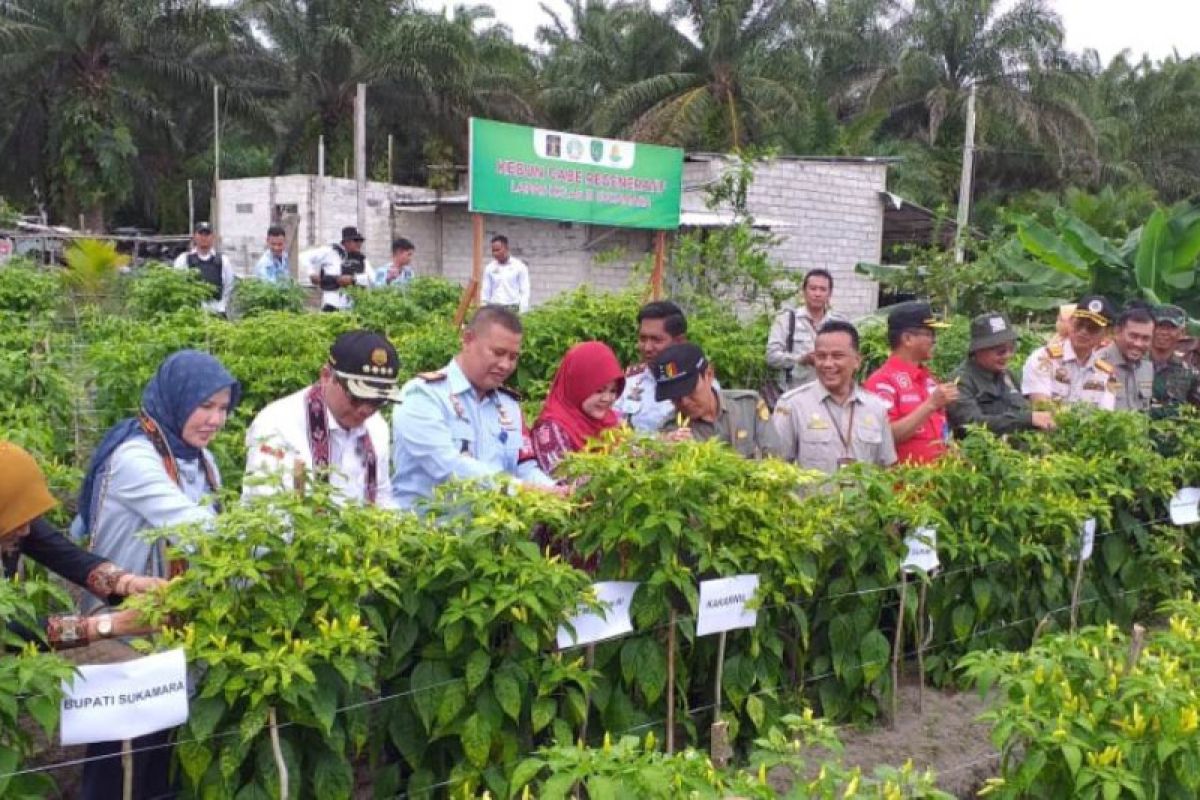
[46,615,89,650]
[86,562,129,598]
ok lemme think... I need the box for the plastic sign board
[468,118,683,230]
[1170,488,1200,525]
[1079,518,1096,561]
[696,574,759,636]
[557,581,638,649]
[61,649,189,746]
[902,526,939,574]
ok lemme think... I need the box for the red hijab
[537,341,626,451]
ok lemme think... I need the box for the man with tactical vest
[1022,295,1118,410]
[308,226,374,311]
[173,221,234,316]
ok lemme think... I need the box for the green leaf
[951,605,975,641]
[532,696,556,733]
[745,694,766,730]
[972,579,993,617]
[1062,744,1082,775]
[313,750,353,800]
[310,678,337,734]
[24,693,58,738]
[410,660,450,732]
[1135,208,1173,294]
[859,629,891,684]
[493,670,522,722]
[461,712,492,768]
[587,775,619,800]
[634,638,667,705]
[1018,220,1090,279]
[177,739,213,788]
[189,695,226,742]
[509,757,544,795]
[465,650,490,693]
[436,681,467,729]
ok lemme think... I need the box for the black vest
[187,251,224,292]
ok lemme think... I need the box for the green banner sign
[469,118,683,230]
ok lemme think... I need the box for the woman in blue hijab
[76,349,240,800]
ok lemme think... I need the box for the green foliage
[124,264,216,319]
[962,597,1200,799]
[514,713,951,799]
[0,578,78,799]
[229,279,307,318]
[856,244,1010,318]
[61,238,128,307]
[856,316,1045,378]
[0,260,60,319]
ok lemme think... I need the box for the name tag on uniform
[736,429,748,440]
[807,414,828,430]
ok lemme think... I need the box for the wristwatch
[96,615,114,639]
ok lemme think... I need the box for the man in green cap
[948,313,1055,436]
[1150,304,1200,413]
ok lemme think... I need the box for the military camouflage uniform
[1151,355,1200,414]
[660,389,778,459]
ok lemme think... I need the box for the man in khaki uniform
[1022,295,1118,410]
[1095,305,1155,412]
[655,342,776,459]
[772,320,896,473]
[765,269,849,396]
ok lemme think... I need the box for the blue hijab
[78,350,241,532]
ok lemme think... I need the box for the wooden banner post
[453,214,486,327]
[649,230,667,300]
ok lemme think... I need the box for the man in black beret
[948,313,1054,436]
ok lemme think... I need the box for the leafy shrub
[229,279,307,317]
[345,276,461,334]
[0,259,60,319]
[962,597,1200,799]
[858,315,1046,378]
[124,264,214,319]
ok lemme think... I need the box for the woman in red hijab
[531,341,626,475]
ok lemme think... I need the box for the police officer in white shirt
[308,226,374,311]
[172,221,234,316]
[481,234,530,312]
[244,330,400,508]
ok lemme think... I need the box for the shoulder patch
[496,384,524,401]
[1047,343,1063,359]
[756,399,770,421]
[625,362,647,377]
[417,371,446,382]
[1095,359,1114,375]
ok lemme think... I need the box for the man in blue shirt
[254,225,291,284]
[375,237,416,286]
[391,305,556,508]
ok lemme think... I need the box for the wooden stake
[709,631,732,767]
[666,610,677,754]
[452,277,478,329]
[121,739,133,800]
[1126,624,1146,672]
[890,571,908,728]
[1069,553,1086,632]
[269,706,289,799]
[471,214,484,306]
[649,230,667,300]
[916,581,928,716]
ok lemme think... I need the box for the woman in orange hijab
[530,341,626,475]
[1,441,161,648]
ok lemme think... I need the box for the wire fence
[3,509,1182,797]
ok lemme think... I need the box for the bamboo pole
[709,631,731,767]
[890,571,908,728]
[121,739,133,800]
[269,707,289,799]
[666,610,677,754]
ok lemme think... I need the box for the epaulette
[417,371,446,382]
[625,362,647,377]
[1047,343,1063,359]
[1095,359,1114,375]
[496,385,523,401]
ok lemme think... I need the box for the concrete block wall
[682,158,885,319]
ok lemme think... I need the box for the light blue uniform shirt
[255,251,290,284]
[390,359,554,509]
[81,437,217,612]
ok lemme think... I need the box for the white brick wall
[220,158,884,316]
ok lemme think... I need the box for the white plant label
[1170,488,1200,526]
[696,574,759,637]
[1079,518,1096,561]
[556,581,638,649]
[902,526,940,574]
[61,649,189,746]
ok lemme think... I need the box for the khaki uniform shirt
[1020,340,1117,410]
[660,389,777,459]
[947,359,1034,436]
[1095,343,1153,412]
[765,307,849,391]
[771,383,896,474]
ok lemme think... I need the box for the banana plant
[993,203,1200,316]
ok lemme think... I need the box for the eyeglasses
[336,377,385,409]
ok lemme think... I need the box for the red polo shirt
[863,354,947,465]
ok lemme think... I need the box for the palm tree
[0,0,255,229]
[593,0,812,150]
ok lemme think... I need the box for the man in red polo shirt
[864,301,958,465]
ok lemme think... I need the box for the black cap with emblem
[1072,295,1115,327]
[341,225,365,242]
[887,301,950,336]
[653,342,708,402]
[328,330,402,402]
[1154,304,1188,328]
